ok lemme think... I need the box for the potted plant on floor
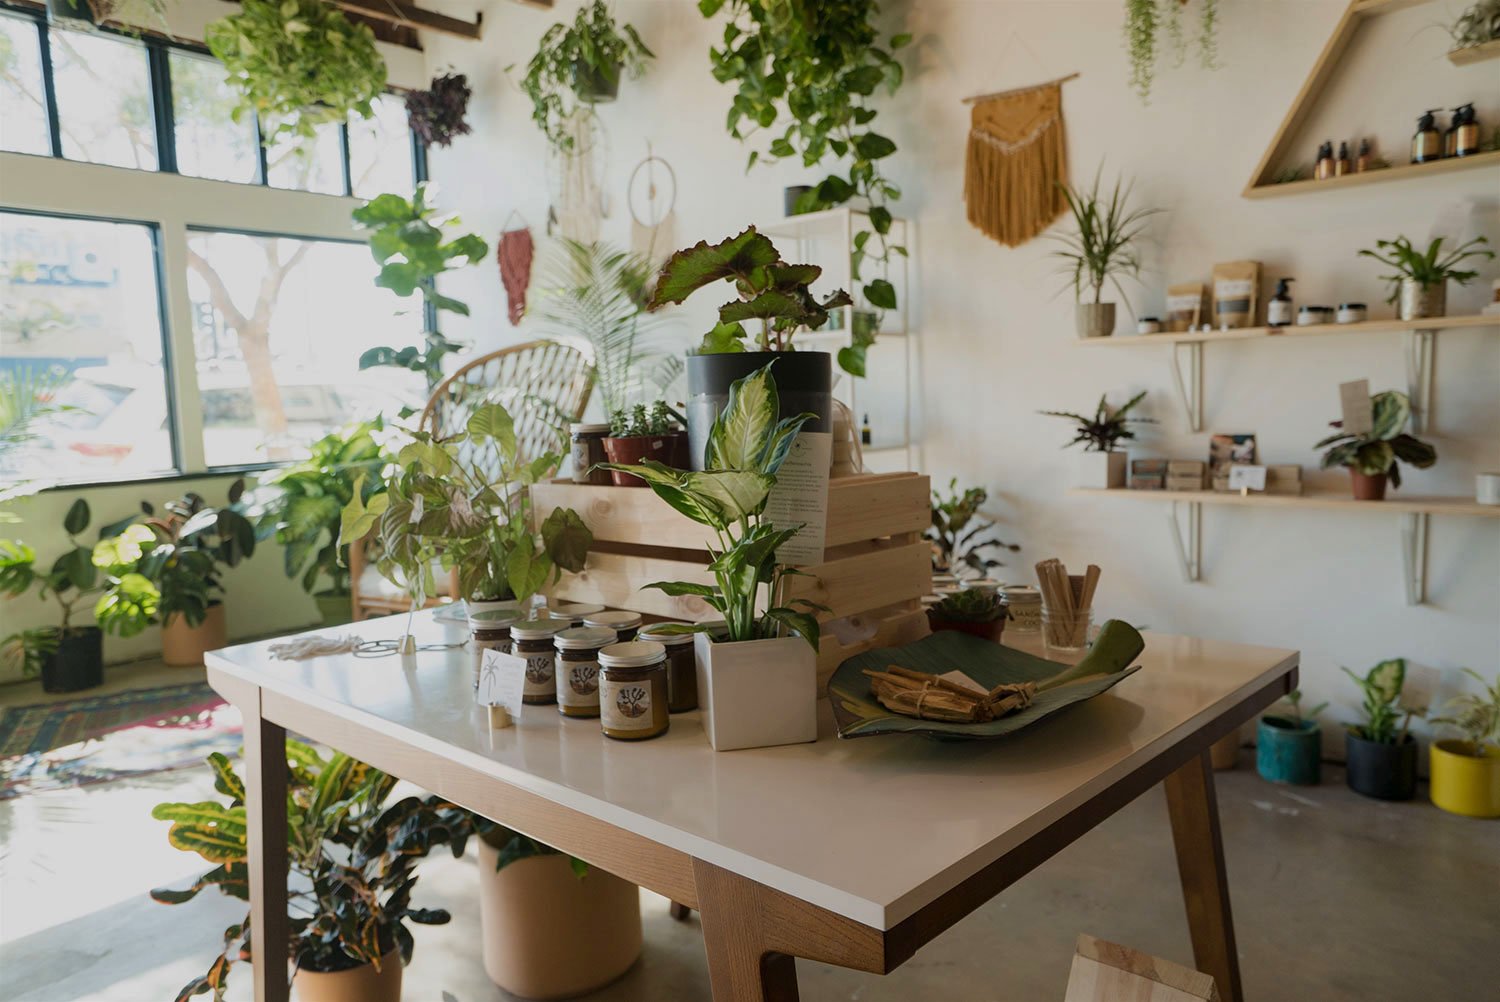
[519,0,654,152]
[601,402,687,484]
[1342,658,1422,801]
[926,589,1007,643]
[1051,167,1160,338]
[1357,235,1492,320]
[1427,669,1500,818]
[648,226,852,470]
[602,363,826,751]
[1256,689,1327,786]
[1041,390,1152,489]
[151,741,474,1002]
[926,477,1020,582]
[0,501,155,692]
[136,481,257,666]
[1314,389,1436,501]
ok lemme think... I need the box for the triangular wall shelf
[1242,0,1500,199]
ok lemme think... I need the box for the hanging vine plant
[405,72,473,148]
[700,0,910,378]
[206,0,388,143]
[1125,0,1219,103]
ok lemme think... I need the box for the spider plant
[1052,167,1161,306]
[1040,391,1153,452]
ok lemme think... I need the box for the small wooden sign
[1339,379,1373,435]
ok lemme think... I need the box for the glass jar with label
[553,626,615,717]
[540,601,605,629]
[570,422,612,485]
[511,619,564,704]
[999,585,1042,635]
[638,623,698,712]
[584,610,642,644]
[598,641,669,741]
[469,610,519,691]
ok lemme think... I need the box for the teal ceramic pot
[1256,715,1321,785]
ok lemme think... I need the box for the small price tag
[1228,465,1268,491]
[477,649,526,717]
[1339,379,1373,435]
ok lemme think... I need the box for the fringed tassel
[964,111,1068,248]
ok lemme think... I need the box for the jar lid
[510,618,565,640]
[1139,315,1160,322]
[638,622,696,646]
[468,610,519,630]
[1338,302,1367,310]
[570,422,610,434]
[554,626,617,650]
[1300,305,1333,312]
[599,640,666,668]
[1000,584,1041,604]
[585,610,643,630]
[551,601,605,618]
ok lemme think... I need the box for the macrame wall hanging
[627,143,677,266]
[962,72,1077,248]
[497,213,534,326]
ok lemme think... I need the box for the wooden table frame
[210,661,1291,1002]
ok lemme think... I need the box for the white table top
[207,611,1296,930]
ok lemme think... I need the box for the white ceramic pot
[1476,472,1500,506]
[694,633,817,751]
[466,597,522,620]
[1075,450,1127,489]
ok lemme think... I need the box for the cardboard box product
[1130,475,1165,490]
[1167,475,1206,492]
[1132,459,1170,476]
[1167,460,1206,476]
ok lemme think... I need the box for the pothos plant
[338,402,592,611]
[926,478,1019,577]
[1124,0,1220,103]
[1314,390,1436,490]
[1041,390,1153,452]
[601,364,825,648]
[700,0,909,354]
[206,0,387,143]
[351,185,489,391]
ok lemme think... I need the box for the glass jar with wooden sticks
[1036,558,1101,662]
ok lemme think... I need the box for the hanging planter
[404,72,473,148]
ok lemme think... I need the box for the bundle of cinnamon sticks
[1035,558,1100,649]
[862,665,1036,723]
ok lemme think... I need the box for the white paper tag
[477,649,526,717]
[938,670,988,695]
[1339,379,1373,435]
[1228,465,1268,491]
[762,430,832,566]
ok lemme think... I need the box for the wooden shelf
[1448,38,1500,66]
[1244,150,1500,199]
[1069,488,1500,518]
[1075,313,1499,347]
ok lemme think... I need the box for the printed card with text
[1339,379,1373,435]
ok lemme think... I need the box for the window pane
[1,212,175,483]
[171,50,260,184]
[50,28,157,170]
[349,94,415,199]
[0,13,50,156]
[186,231,423,466]
[265,122,343,195]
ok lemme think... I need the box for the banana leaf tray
[827,621,1145,740]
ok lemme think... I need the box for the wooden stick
[961,71,1080,104]
[1079,564,1102,613]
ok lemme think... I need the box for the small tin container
[1136,317,1162,335]
[468,610,519,691]
[638,623,698,712]
[540,601,605,629]
[999,585,1042,635]
[554,626,615,718]
[598,641,670,741]
[584,610,643,644]
[1297,305,1333,326]
[1336,302,1367,325]
[570,422,612,485]
[511,619,565,704]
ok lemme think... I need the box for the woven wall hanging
[963,73,1077,248]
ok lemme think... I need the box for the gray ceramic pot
[1075,302,1116,338]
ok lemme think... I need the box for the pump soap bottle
[1315,141,1335,180]
[1454,104,1480,157]
[1267,278,1295,328]
[1412,110,1443,163]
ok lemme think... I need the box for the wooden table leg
[243,691,291,1002]
[1164,749,1243,1002]
[669,900,693,921]
[693,860,801,1002]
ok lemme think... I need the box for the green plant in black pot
[518,0,653,152]
[1256,689,1328,786]
[151,740,474,1000]
[0,500,155,692]
[1315,389,1436,502]
[927,478,1019,578]
[1342,658,1423,801]
[926,588,1007,643]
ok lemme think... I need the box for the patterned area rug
[0,683,241,799]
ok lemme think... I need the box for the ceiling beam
[329,0,483,41]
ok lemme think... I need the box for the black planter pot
[784,185,814,216]
[46,0,98,25]
[41,627,104,694]
[685,351,832,471]
[1345,731,1417,801]
[572,60,620,104]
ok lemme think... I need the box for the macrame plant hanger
[962,32,1078,248]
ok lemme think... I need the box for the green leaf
[63,498,89,536]
[643,581,718,598]
[837,345,868,378]
[699,321,748,354]
[890,32,913,48]
[94,573,159,637]
[649,228,780,308]
[92,523,154,570]
[682,471,774,521]
[207,751,246,802]
[707,364,777,471]
[868,206,892,234]
[853,133,897,160]
[1369,391,1411,441]
[505,546,551,603]
[466,403,517,459]
[540,507,592,573]
[764,607,821,651]
[57,546,97,591]
[864,279,897,310]
[597,461,725,528]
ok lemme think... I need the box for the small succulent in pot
[1356,235,1493,320]
[927,588,1008,644]
[601,402,687,484]
[404,72,473,148]
[1315,389,1435,501]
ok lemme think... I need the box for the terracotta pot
[1349,469,1388,501]
[477,845,641,999]
[926,614,1005,644]
[601,435,678,486]
[161,603,227,667]
[1075,302,1116,338]
[1429,739,1500,818]
[293,952,402,1002]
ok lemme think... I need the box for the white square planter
[694,633,817,751]
[1075,450,1127,489]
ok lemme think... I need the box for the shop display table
[206,610,1297,1002]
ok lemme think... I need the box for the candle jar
[1336,302,1367,325]
[511,619,565,704]
[468,610,519,692]
[598,641,670,741]
[585,610,642,644]
[638,623,698,712]
[1000,585,1042,635]
[540,601,605,629]
[570,422,612,485]
[554,626,615,718]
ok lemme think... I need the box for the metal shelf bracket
[1169,341,1204,432]
[1168,501,1203,582]
[1400,512,1429,606]
[1403,328,1435,433]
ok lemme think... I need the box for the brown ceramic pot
[926,614,1006,644]
[293,952,402,1002]
[161,603,227,667]
[1349,469,1388,501]
[601,435,678,486]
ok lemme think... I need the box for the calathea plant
[1041,391,1152,452]
[1314,390,1436,491]
[601,364,825,648]
[351,185,489,390]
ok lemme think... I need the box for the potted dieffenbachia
[1342,659,1422,801]
[1256,689,1327,786]
[1428,669,1500,818]
[602,363,826,751]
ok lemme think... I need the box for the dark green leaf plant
[134,481,259,630]
[1314,390,1436,490]
[1342,658,1422,745]
[926,478,1019,577]
[1040,390,1153,453]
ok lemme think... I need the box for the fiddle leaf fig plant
[1315,390,1436,489]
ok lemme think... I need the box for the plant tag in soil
[1339,379,1373,435]
[761,431,832,566]
[477,649,526,718]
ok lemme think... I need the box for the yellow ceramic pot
[1428,740,1500,818]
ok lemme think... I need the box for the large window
[0,12,49,156]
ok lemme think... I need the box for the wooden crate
[531,472,933,692]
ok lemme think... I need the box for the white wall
[422,0,1500,750]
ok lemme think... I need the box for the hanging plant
[1124,0,1219,103]
[405,72,473,148]
[700,0,910,377]
[516,0,654,153]
[206,0,388,143]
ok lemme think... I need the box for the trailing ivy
[699,0,910,377]
[1124,0,1219,103]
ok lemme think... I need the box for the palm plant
[1041,391,1153,452]
[1052,167,1160,306]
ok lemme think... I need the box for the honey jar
[598,641,669,741]
[637,623,698,712]
[468,610,519,692]
[584,610,642,644]
[511,619,564,705]
[553,626,615,718]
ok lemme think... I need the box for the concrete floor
[1,664,1496,1001]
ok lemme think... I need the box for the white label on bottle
[557,658,601,708]
[602,677,653,731]
[1267,301,1293,325]
[761,431,832,566]
[522,652,555,697]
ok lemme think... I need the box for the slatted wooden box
[530,472,933,693]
